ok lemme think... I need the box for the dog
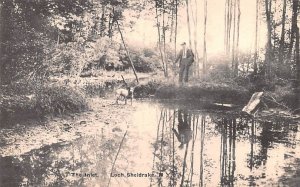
[115,87,134,105]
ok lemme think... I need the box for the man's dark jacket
[175,49,194,66]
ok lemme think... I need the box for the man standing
[174,42,194,83]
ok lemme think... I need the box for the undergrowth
[0,82,88,125]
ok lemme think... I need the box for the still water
[0,101,299,187]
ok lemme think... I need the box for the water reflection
[150,106,300,187]
[0,102,299,187]
[172,109,192,149]
[0,129,121,187]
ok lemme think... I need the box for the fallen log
[242,92,264,115]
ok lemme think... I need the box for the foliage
[0,0,147,84]
[0,82,88,123]
[134,79,162,98]
[0,0,93,83]
[82,80,121,97]
[264,84,299,109]
[121,46,162,73]
[35,84,87,115]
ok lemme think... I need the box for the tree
[0,0,92,83]
[264,0,273,79]
[224,0,240,77]
[253,0,259,75]
[279,0,287,66]
[234,0,241,76]
[288,0,299,59]
[203,0,207,75]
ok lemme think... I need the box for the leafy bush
[82,80,121,97]
[0,83,88,124]
[134,80,162,98]
[143,48,156,57]
[206,64,232,81]
[35,85,88,115]
[265,84,299,109]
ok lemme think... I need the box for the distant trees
[261,0,299,86]
[222,0,299,88]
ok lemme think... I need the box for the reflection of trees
[199,115,205,187]
[1,129,125,187]
[188,113,199,186]
[218,118,237,186]
[151,108,207,187]
[150,107,300,187]
[151,109,182,187]
[248,120,298,170]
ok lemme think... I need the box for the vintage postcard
[0,0,299,186]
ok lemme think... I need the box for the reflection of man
[172,109,192,149]
[174,42,194,83]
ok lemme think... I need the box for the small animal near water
[115,87,134,105]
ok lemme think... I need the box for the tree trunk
[116,20,139,83]
[296,26,299,89]
[231,0,237,75]
[279,0,287,58]
[264,0,272,79]
[203,0,207,74]
[186,0,192,48]
[234,0,240,76]
[100,4,106,37]
[254,0,259,74]
[108,11,113,38]
[155,0,167,77]
[227,0,233,56]
[288,0,299,60]
[278,0,287,77]
[162,0,168,77]
[175,0,178,57]
[193,0,199,77]
[170,0,175,43]
[224,0,228,51]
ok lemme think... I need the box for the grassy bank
[0,82,88,126]
[154,81,250,104]
[1,71,298,127]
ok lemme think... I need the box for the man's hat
[180,42,186,46]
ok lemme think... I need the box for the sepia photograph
[0,0,299,186]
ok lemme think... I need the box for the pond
[0,101,299,187]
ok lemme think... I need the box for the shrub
[206,64,232,81]
[35,85,88,115]
[264,84,299,109]
[0,83,88,124]
[82,80,121,97]
[134,80,162,98]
